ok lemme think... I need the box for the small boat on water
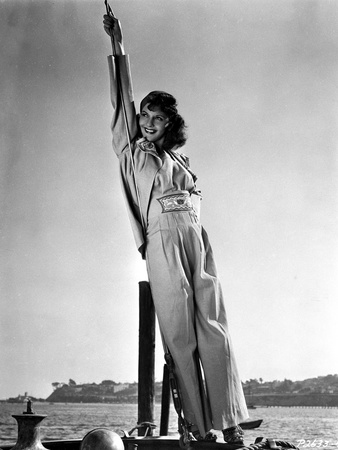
[239,419,263,430]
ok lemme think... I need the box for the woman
[103,11,248,445]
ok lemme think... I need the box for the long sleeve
[107,54,139,155]
[107,54,148,258]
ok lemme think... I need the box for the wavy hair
[139,91,187,151]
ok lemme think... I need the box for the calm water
[0,403,337,449]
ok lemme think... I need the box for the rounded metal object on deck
[11,413,48,450]
[81,428,124,450]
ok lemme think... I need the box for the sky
[1,0,337,400]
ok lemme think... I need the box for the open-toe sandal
[222,425,244,445]
[192,430,217,442]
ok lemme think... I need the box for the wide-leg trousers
[145,210,248,435]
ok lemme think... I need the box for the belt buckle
[157,193,193,213]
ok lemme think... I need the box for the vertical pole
[138,281,155,436]
[159,364,170,435]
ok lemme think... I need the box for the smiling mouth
[144,128,156,134]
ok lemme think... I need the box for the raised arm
[103,12,138,155]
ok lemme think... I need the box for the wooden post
[159,363,170,436]
[138,281,155,436]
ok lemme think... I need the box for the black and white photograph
[1,1,337,449]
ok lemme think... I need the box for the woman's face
[139,103,170,147]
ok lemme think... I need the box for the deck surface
[1,435,297,450]
[41,437,248,450]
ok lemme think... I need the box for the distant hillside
[242,374,338,396]
[45,375,338,407]
[47,380,140,403]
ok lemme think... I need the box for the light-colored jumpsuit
[107,54,249,435]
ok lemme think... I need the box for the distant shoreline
[1,398,338,408]
[4,374,338,407]
[4,394,336,408]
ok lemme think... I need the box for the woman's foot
[222,425,244,445]
[191,429,217,442]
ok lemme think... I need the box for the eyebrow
[141,108,168,119]
[141,109,169,120]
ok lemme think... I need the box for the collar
[137,137,157,152]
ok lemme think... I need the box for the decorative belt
[157,193,193,213]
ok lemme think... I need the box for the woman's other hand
[103,13,124,53]
[103,14,122,41]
